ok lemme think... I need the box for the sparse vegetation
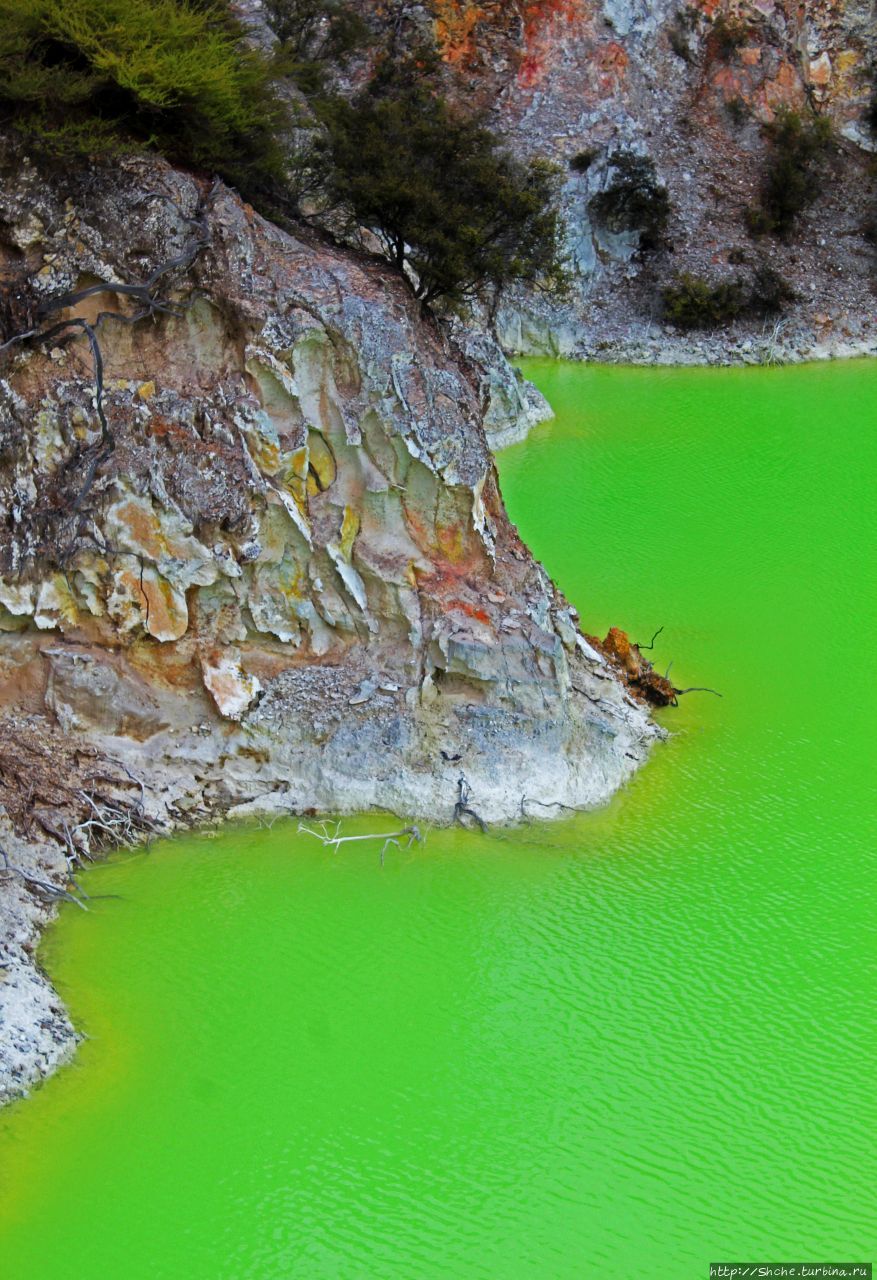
[745,108,833,240]
[708,13,752,60]
[589,150,670,251]
[747,265,797,317]
[667,6,697,63]
[266,0,370,95]
[570,149,597,174]
[867,67,877,135]
[725,96,749,126]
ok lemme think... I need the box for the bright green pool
[0,360,874,1279]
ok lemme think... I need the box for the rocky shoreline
[0,144,663,1105]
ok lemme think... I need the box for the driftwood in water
[298,820,423,865]
[588,627,721,708]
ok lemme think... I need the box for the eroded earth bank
[0,147,663,1101]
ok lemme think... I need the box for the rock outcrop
[336,0,877,362]
[0,143,659,1099]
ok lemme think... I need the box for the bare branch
[0,846,88,911]
[297,820,423,864]
[634,626,664,651]
[453,773,487,832]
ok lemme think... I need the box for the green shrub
[662,273,746,329]
[0,0,287,195]
[589,150,670,250]
[748,265,797,316]
[314,64,566,308]
[569,149,597,174]
[662,265,796,328]
[745,108,833,240]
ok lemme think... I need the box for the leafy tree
[588,150,670,251]
[0,0,287,195]
[745,108,833,240]
[266,0,370,95]
[314,63,565,308]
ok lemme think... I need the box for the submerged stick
[297,821,423,865]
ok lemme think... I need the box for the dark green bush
[314,63,566,308]
[662,273,746,329]
[266,0,369,95]
[569,149,597,174]
[745,108,833,240]
[662,265,796,328]
[589,150,670,250]
[0,0,288,195]
[748,265,797,316]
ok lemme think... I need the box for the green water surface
[0,360,874,1279]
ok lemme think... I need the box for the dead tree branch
[297,819,423,865]
[634,626,664,651]
[0,716,159,866]
[0,846,88,911]
[453,774,488,832]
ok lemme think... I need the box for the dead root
[298,819,423,865]
[0,714,160,877]
[587,626,721,708]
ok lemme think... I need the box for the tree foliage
[0,0,287,193]
[661,266,796,329]
[315,63,566,307]
[266,0,369,95]
[0,0,565,311]
[588,150,670,251]
[745,109,833,240]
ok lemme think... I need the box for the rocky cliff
[334,0,877,362]
[0,143,659,1100]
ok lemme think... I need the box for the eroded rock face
[0,143,658,836]
[486,0,877,359]
[0,142,661,1098]
[334,0,877,362]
